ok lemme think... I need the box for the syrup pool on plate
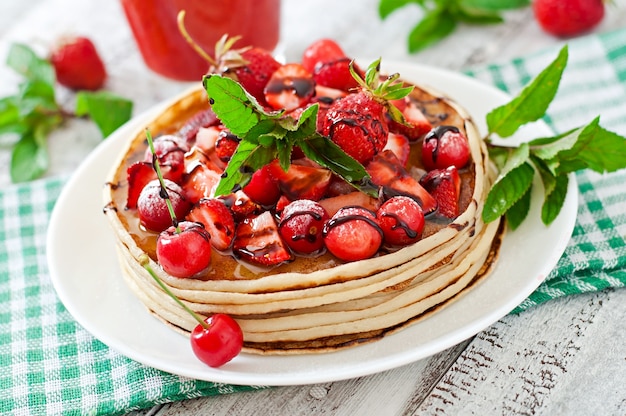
[120,0,281,81]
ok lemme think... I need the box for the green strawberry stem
[145,129,182,234]
[139,254,210,329]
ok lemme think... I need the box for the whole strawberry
[50,36,107,90]
[319,59,413,164]
[533,0,605,37]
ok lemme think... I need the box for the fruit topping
[420,166,461,219]
[144,135,187,184]
[50,36,107,91]
[388,97,432,141]
[278,199,330,254]
[186,198,236,251]
[301,38,346,73]
[215,130,241,162]
[177,108,220,144]
[242,165,281,207]
[421,125,470,171]
[383,132,411,166]
[267,159,332,202]
[182,163,221,204]
[126,160,156,209]
[264,63,316,111]
[233,211,293,266]
[323,206,383,262]
[377,196,425,246]
[138,179,192,232]
[366,150,438,214]
[156,221,212,277]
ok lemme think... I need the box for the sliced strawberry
[420,166,461,219]
[366,150,438,214]
[319,191,380,217]
[232,211,292,266]
[301,38,346,73]
[126,161,156,209]
[182,163,221,204]
[382,132,410,167]
[215,130,240,162]
[186,198,236,251]
[230,47,282,107]
[389,98,432,141]
[267,160,331,201]
[218,190,262,221]
[323,206,382,262]
[377,196,425,246]
[176,108,219,145]
[313,57,360,92]
[264,63,316,111]
[242,165,281,207]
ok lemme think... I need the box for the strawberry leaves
[483,45,626,229]
[203,74,376,197]
[1,43,133,182]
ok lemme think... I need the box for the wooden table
[2,1,626,414]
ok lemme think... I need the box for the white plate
[47,63,578,386]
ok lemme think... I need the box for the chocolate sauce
[379,212,418,239]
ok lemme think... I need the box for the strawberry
[383,132,411,166]
[126,161,156,209]
[313,58,361,92]
[267,159,332,201]
[177,109,220,145]
[533,0,605,37]
[377,196,425,246]
[366,150,438,214]
[319,191,380,217]
[50,36,107,90]
[388,97,432,141]
[232,211,292,266]
[323,206,383,261]
[301,38,346,73]
[215,130,240,162]
[420,166,461,219]
[182,163,221,204]
[264,63,316,111]
[242,165,281,207]
[218,190,262,221]
[143,135,187,184]
[186,198,236,251]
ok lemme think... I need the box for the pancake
[103,78,502,354]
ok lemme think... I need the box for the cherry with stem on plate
[143,130,244,367]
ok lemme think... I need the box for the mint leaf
[462,0,530,11]
[378,0,423,19]
[482,161,535,223]
[214,140,276,196]
[75,91,133,137]
[541,173,568,226]
[504,186,531,230]
[6,43,55,84]
[486,45,568,138]
[408,8,457,53]
[10,127,49,182]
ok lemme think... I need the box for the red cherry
[191,314,244,368]
[377,196,425,246]
[278,199,330,254]
[156,221,212,278]
[137,179,191,232]
[421,126,470,171]
[323,206,383,261]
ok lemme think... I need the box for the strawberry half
[313,57,361,92]
[264,63,316,111]
[382,132,411,167]
[366,150,438,215]
[419,166,461,219]
[186,198,236,251]
[232,211,292,266]
[388,97,432,141]
[267,160,332,201]
[126,161,156,209]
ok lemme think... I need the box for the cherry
[278,199,329,254]
[137,179,191,232]
[323,206,383,261]
[156,221,212,277]
[377,196,425,246]
[143,134,187,184]
[191,314,244,368]
[421,125,470,171]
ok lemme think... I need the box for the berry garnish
[323,206,383,262]
[388,97,432,141]
[533,0,605,38]
[377,196,425,246]
[139,255,243,367]
[421,125,470,171]
[278,199,330,254]
[137,179,191,232]
[263,63,316,111]
[301,38,346,73]
[186,198,236,251]
[233,211,293,266]
[420,166,461,219]
[156,221,212,277]
[242,165,281,206]
[50,36,107,90]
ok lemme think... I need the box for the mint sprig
[0,43,133,182]
[483,45,626,228]
[202,74,376,197]
[378,0,530,53]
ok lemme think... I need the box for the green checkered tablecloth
[2,29,626,416]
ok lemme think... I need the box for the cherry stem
[140,255,210,329]
[177,10,216,66]
[145,129,182,234]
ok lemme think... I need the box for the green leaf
[541,173,568,226]
[203,74,276,138]
[461,0,530,11]
[0,96,26,135]
[504,185,531,230]
[378,0,424,19]
[407,9,457,53]
[75,91,133,137]
[453,2,503,24]
[528,126,582,163]
[482,161,535,223]
[10,128,49,182]
[213,140,276,196]
[486,45,568,138]
[6,43,55,84]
